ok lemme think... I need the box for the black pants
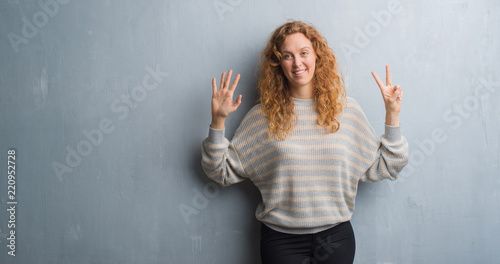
[260,221,355,264]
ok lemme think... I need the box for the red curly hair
[258,21,346,140]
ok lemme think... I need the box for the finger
[371,71,385,90]
[212,78,217,94]
[391,85,401,101]
[235,94,242,107]
[386,85,396,102]
[230,74,240,91]
[386,65,392,87]
[225,69,233,89]
[219,72,226,91]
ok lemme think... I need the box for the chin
[294,79,313,87]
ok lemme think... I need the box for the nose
[292,57,302,68]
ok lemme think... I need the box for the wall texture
[0,0,499,263]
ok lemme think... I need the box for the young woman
[201,21,408,264]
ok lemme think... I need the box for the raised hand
[371,65,403,126]
[211,70,242,129]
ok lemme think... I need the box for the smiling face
[279,33,316,98]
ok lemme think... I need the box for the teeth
[294,70,305,74]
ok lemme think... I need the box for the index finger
[230,74,240,91]
[371,71,385,90]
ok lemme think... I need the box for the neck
[289,84,314,99]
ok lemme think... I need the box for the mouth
[293,69,306,76]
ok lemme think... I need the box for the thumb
[234,94,242,107]
[390,85,401,101]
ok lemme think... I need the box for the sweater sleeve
[360,123,409,182]
[201,126,248,186]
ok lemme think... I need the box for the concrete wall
[0,0,498,263]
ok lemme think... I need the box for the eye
[283,54,292,59]
[301,51,308,56]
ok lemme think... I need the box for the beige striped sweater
[201,97,409,234]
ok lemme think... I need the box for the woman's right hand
[211,70,242,129]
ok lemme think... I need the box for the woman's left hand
[371,65,403,126]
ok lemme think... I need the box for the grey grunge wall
[0,0,499,263]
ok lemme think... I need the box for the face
[279,33,316,96]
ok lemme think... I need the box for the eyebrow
[281,46,312,53]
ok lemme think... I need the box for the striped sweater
[201,97,409,234]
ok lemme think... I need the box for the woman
[201,21,408,264]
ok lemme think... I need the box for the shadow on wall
[184,73,261,262]
[181,37,264,263]
[189,149,263,263]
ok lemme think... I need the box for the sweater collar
[292,97,315,106]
